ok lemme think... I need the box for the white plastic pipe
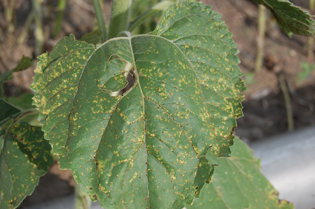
[250,126,315,209]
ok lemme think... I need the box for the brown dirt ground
[0,0,314,207]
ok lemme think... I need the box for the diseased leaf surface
[187,137,294,209]
[253,0,315,36]
[31,2,245,208]
[0,122,53,209]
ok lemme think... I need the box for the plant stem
[108,0,132,39]
[278,73,294,131]
[33,0,44,55]
[4,0,17,34]
[18,11,35,44]
[74,181,91,209]
[53,0,66,39]
[255,4,266,72]
[128,0,174,32]
[92,0,107,42]
[308,35,314,63]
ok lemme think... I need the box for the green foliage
[253,0,315,36]
[6,93,35,110]
[0,57,52,209]
[0,56,32,98]
[31,2,245,208]
[187,137,293,209]
[0,99,21,127]
[80,29,102,45]
[298,62,315,84]
[130,0,163,34]
[244,72,257,86]
[5,94,40,126]
[0,121,53,209]
[108,0,132,39]
[92,0,107,42]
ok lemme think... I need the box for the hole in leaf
[110,69,135,97]
[100,60,136,97]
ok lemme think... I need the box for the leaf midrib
[56,31,237,205]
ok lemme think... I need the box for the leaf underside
[31,2,245,208]
[187,137,294,209]
[253,0,315,36]
[0,122,53,209]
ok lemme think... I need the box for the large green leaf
[31,2,245,208]
[253,0,315,36]
[187,137,294,209]
[0,122,53,209]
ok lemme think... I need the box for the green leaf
[187,137,294,209]
[6,93,35,110]
[0,99,21,127]
[80,29,102,45]
[129,0,164,34]
[253,0,315,36]
[1,97,39,129]
[298,62,315,84]
[0,122,53,209]
[11,56,33,73]
[0,56,32,98]
[6,93,40,126]
[31,2,245,208]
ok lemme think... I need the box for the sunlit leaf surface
[31,2,245,208]
[0,122,53,209]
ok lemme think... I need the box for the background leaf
[253,0,315,36]
[31,2,245,208]
[6,93,35,110]
[80,29,102,45]
[0,56,32,98]
[0,122,53,209]
[186,137,294,209]
[0,99,21,127]
[130,0,163,34]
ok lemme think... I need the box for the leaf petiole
[128,0,174,32]
[92,0,107,42]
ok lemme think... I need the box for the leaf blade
[0,122,53,208]
[253,0,315,36]
[0,99,21,126]
[187,137,294,209]
[31,2,245,208]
